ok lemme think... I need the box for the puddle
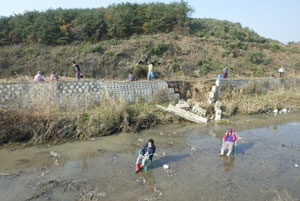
[0,112,299,201]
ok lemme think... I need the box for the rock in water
[163,164,169,169]
[50,151,60,158]
[281,108,287,113]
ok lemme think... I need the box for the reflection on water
[220,156,235,171]
[152,154,190,169]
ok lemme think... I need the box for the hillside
[0,2,300,80]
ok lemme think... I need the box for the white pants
[136,155,147,166]
[221,141,234,153]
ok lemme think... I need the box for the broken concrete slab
[168,105,208,123]
[156,104,208,124]
[192,104,207,116]
[176,100,190,109]
[215,109,222,121]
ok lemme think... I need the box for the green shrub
[295,62,300,71]
[248,51,264,64]
[171,62,180,72]
[133,65,147,79]
[251,66,266,76]
[83,44,104,54]
[143,40,154,53]
[263,57,273,65]
[170,32,179,40]
[153,43,168,55]
[198,59,213,75]
[23,46,36,54]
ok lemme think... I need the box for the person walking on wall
[72,61,81,81]
[223,66,228,79]
[34,71,44,82]
[147,62,155,81]
[278,66,285,78]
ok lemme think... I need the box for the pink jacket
[224,132,236,143]
[34,74,44,82]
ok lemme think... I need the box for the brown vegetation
[0,89,181,145]
[1,33,300,81]
[220,82,300,115]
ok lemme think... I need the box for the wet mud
[0,112,300,201]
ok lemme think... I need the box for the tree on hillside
[0,1,192,46]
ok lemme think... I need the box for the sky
[0,0,299,43]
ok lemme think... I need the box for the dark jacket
[74,64,81,72]
[141,143,156,160]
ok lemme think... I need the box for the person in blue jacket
[135,139,156,173]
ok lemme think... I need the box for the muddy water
[0,113,300,201]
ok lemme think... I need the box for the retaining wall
[217,78,300,89]
[0,81,178,109]
[210,78,300,100]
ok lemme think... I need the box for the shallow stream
[0,112,300,201]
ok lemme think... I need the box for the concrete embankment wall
[217,78,300,89]
[0,81,178,109]
[210,78,300,100]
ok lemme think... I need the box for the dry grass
[0,75,93,83]
[1,33,300,81]
[221,86,300,115]
[0,86,179,145]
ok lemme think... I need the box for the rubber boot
[219,151,224,156]
[134,164,141,173]
[227,151,231,156]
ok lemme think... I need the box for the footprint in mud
[15,159,30,166]
[112,155,117,164]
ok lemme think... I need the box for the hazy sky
[0,0,299,43]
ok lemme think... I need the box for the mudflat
[0,112,299,201]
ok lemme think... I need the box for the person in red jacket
[220,128,236,156]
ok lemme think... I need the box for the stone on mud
[281,108,288,113]
[50,151,60,158]
[163,164,169,169]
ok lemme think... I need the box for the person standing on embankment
[278,66,285,78]
[147,62,154,80]
[72,61,81,81]
[223,66,228,78]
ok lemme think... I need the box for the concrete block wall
[215,78,300,98]
[0,81,178,109]
[217,78,300,89]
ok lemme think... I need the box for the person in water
[220,128,237,156]
[135,139,156,173]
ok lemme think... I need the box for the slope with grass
[1,31,300,80]
[0,2,300,80]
